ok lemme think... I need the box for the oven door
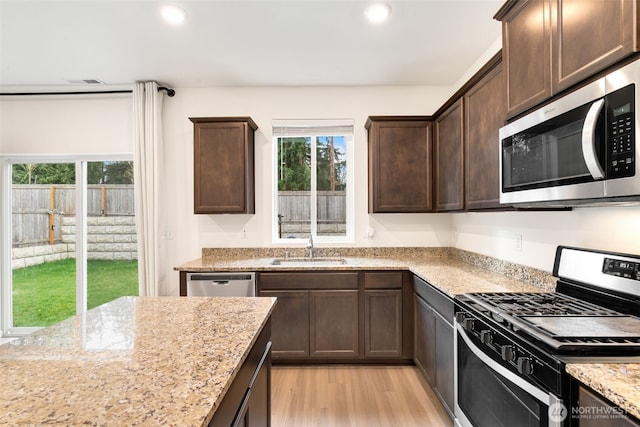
[454,324,565,427]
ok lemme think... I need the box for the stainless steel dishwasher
[186,272,256,297]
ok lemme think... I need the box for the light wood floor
[271,365,454,427]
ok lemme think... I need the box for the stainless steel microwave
[499,59,640,206]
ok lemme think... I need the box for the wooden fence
[12,184,134,247]
[277,191,346,237]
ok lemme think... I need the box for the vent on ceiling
[66,79,105,85]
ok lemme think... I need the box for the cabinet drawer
[258,272,358,290]
[413,275,453,325]
[364,271,403,289]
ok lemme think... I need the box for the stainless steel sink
[270,257,347,267]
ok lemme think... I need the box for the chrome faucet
[306,235,315,258]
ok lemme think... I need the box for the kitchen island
[0,296,276,426]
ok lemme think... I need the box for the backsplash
[450,248,556,291]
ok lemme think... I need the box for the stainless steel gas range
[454,246,640,427]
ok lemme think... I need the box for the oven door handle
[581,98,605,180]
[456,323,553,405]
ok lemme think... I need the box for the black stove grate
[463,292,640,350]
[466,292,620,316]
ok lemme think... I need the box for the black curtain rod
[0,86,175,97]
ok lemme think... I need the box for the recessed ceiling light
[161,5,186,25]
[365,3,392,24]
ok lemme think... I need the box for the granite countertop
[175,246,640,421]
[0,296,276,426]
[175,248,555,297]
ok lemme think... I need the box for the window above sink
[272,119,355,245]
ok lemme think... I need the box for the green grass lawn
[12,258,138,327]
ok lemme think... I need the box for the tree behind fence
[12,185,134,247]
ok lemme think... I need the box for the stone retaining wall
[12,216,137,269]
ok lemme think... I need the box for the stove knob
[517,357,534,375]
[480,330,493,345]
[455,312,467,324]
[463,318,475,332]
[501,345,515,362]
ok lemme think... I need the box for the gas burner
[465,292,621,317]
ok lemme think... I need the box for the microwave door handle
[581,98,605,180]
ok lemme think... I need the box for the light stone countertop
[0,296,276,426]
[175,246,640,421]
[175,249,555,297]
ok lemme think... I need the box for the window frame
[0,153,134,337]
[271,120,355,245]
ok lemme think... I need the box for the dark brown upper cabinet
[190,117,257,214]
[431,53,507,212]
[497,0,552,117]
[366,117,433,213]
[552,0,638,93]
[435,100,465,212]
[464,61,507,210]
[496,0,640,118]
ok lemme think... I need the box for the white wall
[162,86,455,289]
[3,83,640,292]
[0,94,132,154]
[451,206,640,271]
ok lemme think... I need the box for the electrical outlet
[240,228,247,240]
[515,234,522,251]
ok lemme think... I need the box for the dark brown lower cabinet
[577,384,640,427]
[258,290,309,358]
[413,275,455,419]
[434,313,454,414]
[233,349,270,427]
[310,290,359,358]
[209,321,271,427]
[414,294,436,383]
[257,271,410,363]
[365,289,403,358]
[257,272,360,361]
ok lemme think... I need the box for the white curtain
[133,81,166,296]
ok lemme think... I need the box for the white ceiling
[0,0,503,90]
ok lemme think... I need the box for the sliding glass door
[2,157,138,335]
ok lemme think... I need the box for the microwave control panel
[607,84,635,179]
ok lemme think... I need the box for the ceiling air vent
[66,79,105,85]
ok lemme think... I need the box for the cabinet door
[259,290,309,358]
[502,0,552,117]
[414,294,436,384]
[578,384,640,427]
[435,314,455,418]
[464,62,506,210]
[244,350,271,427]
[367,119,433,213]
[435,99,464,211]
[364,290,402,358]
[309,290,359,358]
[552,0,637,93]
[191,118,256,214]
